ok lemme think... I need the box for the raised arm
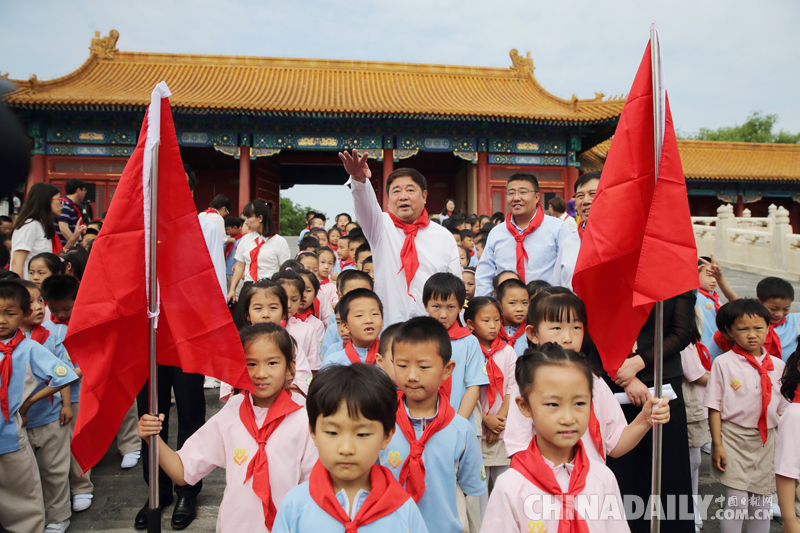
[339,149,383,246]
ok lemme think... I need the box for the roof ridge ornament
[90,30,120,60]
[509,49,534,78]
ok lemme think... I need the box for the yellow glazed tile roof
[578,139,800,181]
[4,34,625,123]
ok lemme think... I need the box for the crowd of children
[4,196,800,533]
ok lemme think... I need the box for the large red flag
[65,82,252,472]
[572,33,698,379]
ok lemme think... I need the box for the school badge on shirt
[482,364,488,376]
[233,448,248,465]
[387,451,402,469]
[730,379,742,391]
[705,302,713,310]
[480,464,486,481]
[54,364,69,377]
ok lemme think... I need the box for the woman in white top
[11,183,84,279]
[227,199,290,302]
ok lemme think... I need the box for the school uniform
[225,235,244,277]
[321,340,378,369]
[285,318,316,394]
[294,313,325,372]
[315,293,332,333]
[703,347,789,494]
[198,215,228,299]
[350,178,462,325]
[318,281,338,314]
[475,212,571,297]
[501,325,527,357]
[504,375,627,462]
[380,396,487,533]
[775,314,800,361]
[321,313,341,356]
[449,335,490,427]
[468,250,478,268]
[479,343,517,468]
[695,289,719,350]
[481,442,628,533]
[273,463,429,533]
[550,230,581,290]
[175,392,317,532]
[322,341,345,363]
[681,343,710,448]
[234,232,292,283]
[775,402,800,518]
[0,335,79,533]
[198,209,226,242]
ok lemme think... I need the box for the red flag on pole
[572,38,698,379]
[65,82,252,472]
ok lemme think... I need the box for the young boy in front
[381,316,486,533]
[273,364,428,532]
[460,230,478,267]
[496,278,530,357]
[321,271,373,356]
[423,273,488,423]
[321,289,383,368]
[756,276,800,361]
[0,280,79,533]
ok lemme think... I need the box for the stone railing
[691,204,800,280]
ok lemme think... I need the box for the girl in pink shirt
[139,323,318,533]
[481,343,628,533]
[272,271,318,389]
[504,288,670,462]
[316,247,339,319]
[776,348,800,531]
[464,297,518,517]
[704,299,789,533]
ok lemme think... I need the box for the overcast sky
[2,0,798,224]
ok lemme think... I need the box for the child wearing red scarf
[696,256,739,359]
[496,278,530,357]
[138,323,318,533]
[293,266,326,369]
[274,272,318,390]
[321,289,382,370]
[775,348,800,529]
[273,363,427,532]
[704,299,790,533]
[316,247,339,325]
[380,317,486,533]
[483,343,628,533]
[464,298,518,516]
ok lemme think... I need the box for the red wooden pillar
[238,147,251,216]
[26,154,46,193]
[565,166,578,199]
[382,149,393,210]
[735,195,744,217]
[477,152,490,216]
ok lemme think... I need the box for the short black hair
[88,220,103,230]
[271,269,305,295]
[574,171,602,195]
[338,288,383,323]
[492,211,505,223]
[240,322,294,367]
[492,270,519,291]
[459,229,474,239]
[756,277,795,302]
[336,213,352,224]
[309,227,327,238]
[719,298,771,333]
[65,178,86,195]
[447,225,460,236]
[464,296,502,324]
[392,316,452,364]
[298,236,320,251]
[526,279,552,299]
[361,256,373,268]
[475,237,487,249]
[298,268,320,298]
[224,216,243,229]
[183,163,197,191]
[209,194,232,212]
[378,323,403,358]
[385,168,427,195]
[0,215,12,224]
[337,269,374,293]
[312,213,327,223]
[29,253,65,276]
[354,243,372,264]
[347,235,367,249]
[0,280,31,315]
[307,363,398,435]
[423,272,467,308]
[506,173,539,192]
[40,274,80,303]
[84,228,99,236]
[317,246,336,262]
[347,227,364,240]
[305,211,317,219]
[497,278,528,301]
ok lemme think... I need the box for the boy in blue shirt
[756,276,800,360]
[321,271,373,356]
[274,363,428,532]
[380,316,486,533]
[696,256,737,357]
[496,278,530,357]
[223,217,244,289]
[322,289,383,368]
[0,280,79,533]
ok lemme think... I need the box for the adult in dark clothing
[590,290,696,533]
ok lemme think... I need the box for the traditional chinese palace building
[4,31,800,229]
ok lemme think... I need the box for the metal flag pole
[148,142,161,533]
[649,25,665,533]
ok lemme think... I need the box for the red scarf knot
[505,209,544,283]
[732,344,773,444]
[320,278,331,286]
[498,321,527,349]
[224,231,243,260]
[344,339,380,366]
[440,322,472,399]
[577,221,586,241]
[387,210,430,299]
[50,315,69,326]
[764,317,786,360]
[0,330,25,422]
[249,235,272,281]
[294,307,314,322]
[696,342,712,371]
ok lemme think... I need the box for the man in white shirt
[197,194,231,243]
[550,171,601,290]
[475,173,572,296]
[548,196,578,232]
[338,149,461,326]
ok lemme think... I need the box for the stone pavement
[28,267,800,532]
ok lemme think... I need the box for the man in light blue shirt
[476,173,571,296]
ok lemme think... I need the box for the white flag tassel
[143,81,171,327]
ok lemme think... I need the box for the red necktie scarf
[696,342,712,371]
[387,210,430,299]
[713,330,733,353]
[793,385,800,404]
[294,308,314,322]
[763,318,786,360]
[308,461,410,532]
[498,322,527,349]
[312,298,321,318]
[480,336,507,409]
[249,236,270,281]
[30,325,50,345]
[698,289,721,313]
[395,389,455,502]
[505,208,544,283]
[511,438,590,533]
[344,339,379,366]
[239,389,301,530]
[50,315,69,326]
[732,344,773,444]
[320,278,330,286]
[52,236,63,255]
[341,259,354,269]
[224,232,243,260]
[440,323,472,400]
[0,330,25,422]
[577,221,586,241]
[330,244,338,252]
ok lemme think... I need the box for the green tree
[678,112,800,143]
[279,197,325,236]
